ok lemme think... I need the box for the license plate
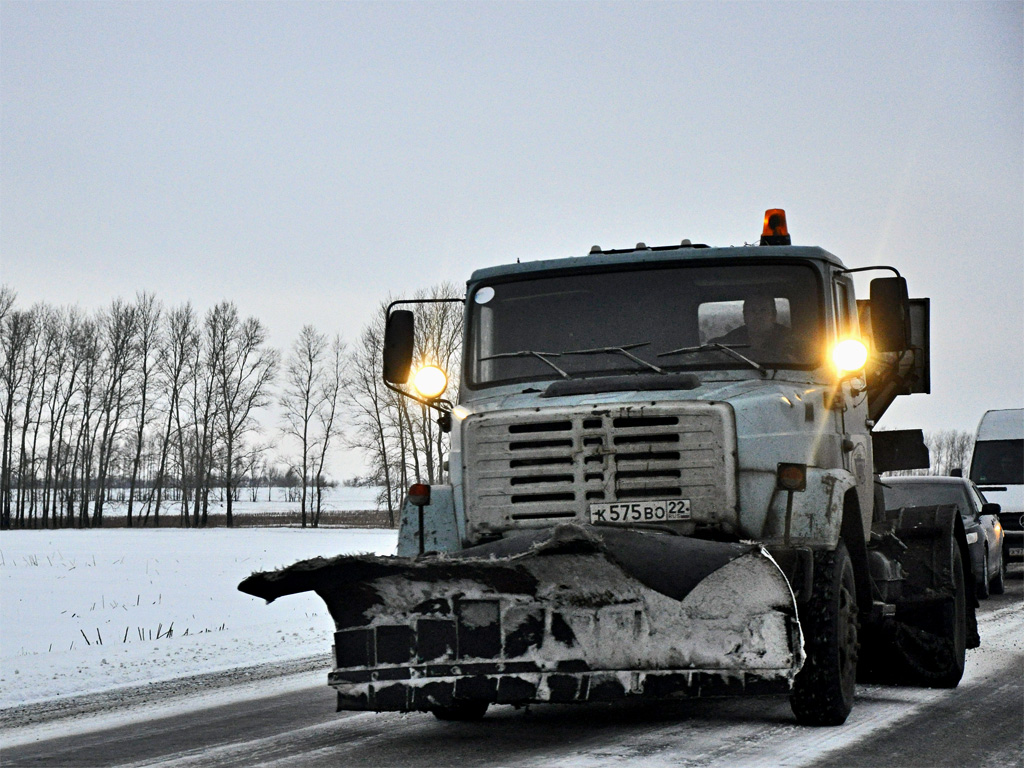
[1010,548,1024,558]
[589,499,691,524]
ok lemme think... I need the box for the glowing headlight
[413,365,448,399]
[833,339,868,374]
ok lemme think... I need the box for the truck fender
[762,468,857,549]
[396,485,462,556]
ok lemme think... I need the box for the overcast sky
[2,1,1021,464]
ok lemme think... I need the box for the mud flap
[240,524,805,711]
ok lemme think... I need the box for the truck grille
[463,404,737,536]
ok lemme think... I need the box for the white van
[969,408,1024,561]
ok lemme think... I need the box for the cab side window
[835,281,854,337]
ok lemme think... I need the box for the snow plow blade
[239,524,804,711]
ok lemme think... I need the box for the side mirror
[981,502,1001,517]
[870,277,911,352]
[383,310,415,384]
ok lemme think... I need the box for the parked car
[883,476,1005,598]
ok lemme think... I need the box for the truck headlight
[833,339,868,374]
[413,365,448,399]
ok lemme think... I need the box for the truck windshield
[467,262,824,388]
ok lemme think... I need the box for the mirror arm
[386,297,465,315]
[837,265,902,278]
[383,379,453,415]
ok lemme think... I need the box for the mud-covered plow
[239,525,804,714]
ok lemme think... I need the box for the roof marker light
[760,209,791,246]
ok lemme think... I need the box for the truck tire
[790,542,858,726]
[896,540,967,688]
[989,550,1006,595]
[430,701,489,721]
[976,550,990,599]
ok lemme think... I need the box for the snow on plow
[239,524,804,713]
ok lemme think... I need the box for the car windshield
[969,439,1024,485]
[467,262,824,388]
[882,482,974,518]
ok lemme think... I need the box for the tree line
[0,282,462,530]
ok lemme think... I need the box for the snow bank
[0,528,397,708]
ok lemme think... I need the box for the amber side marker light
[777,463,807,491]
[760,208,792,246]
[408,483,431,506]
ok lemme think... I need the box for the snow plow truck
[240,209,977,726]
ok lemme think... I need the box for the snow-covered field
[87,485,383,519]
[0,527,397,709]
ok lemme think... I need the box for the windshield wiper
[657,343,767,377]
[558,343,665,374]
[480,350,571,379]
[481,342,664,379]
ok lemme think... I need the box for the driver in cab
[710,294,801,362]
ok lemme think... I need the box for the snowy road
[3,573,1021,767]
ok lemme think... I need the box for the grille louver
[464,404,736,536]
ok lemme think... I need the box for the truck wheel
[430,701,489,721]
[897,540,967,688]
[790,542,858,727]
[976,550,990,599]
[989,549,1006,595]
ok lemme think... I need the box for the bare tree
[344,312,398,526]
[70,316,103,527]
[279,325,328,528]
[206,302,278,527]
[91,300,139,525]
[311,334,347,526]
[15,305,51,526]
[148,303,198,527]
[187,316,220,527]
[0,286,15,327]
[42,308,85,527]
[126,293,162,527]
[410,283,463,485]
[1,305,32,529]
[344,284,462,524]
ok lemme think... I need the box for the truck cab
[395,213,929,575]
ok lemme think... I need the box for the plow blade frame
[240,524,804,712]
